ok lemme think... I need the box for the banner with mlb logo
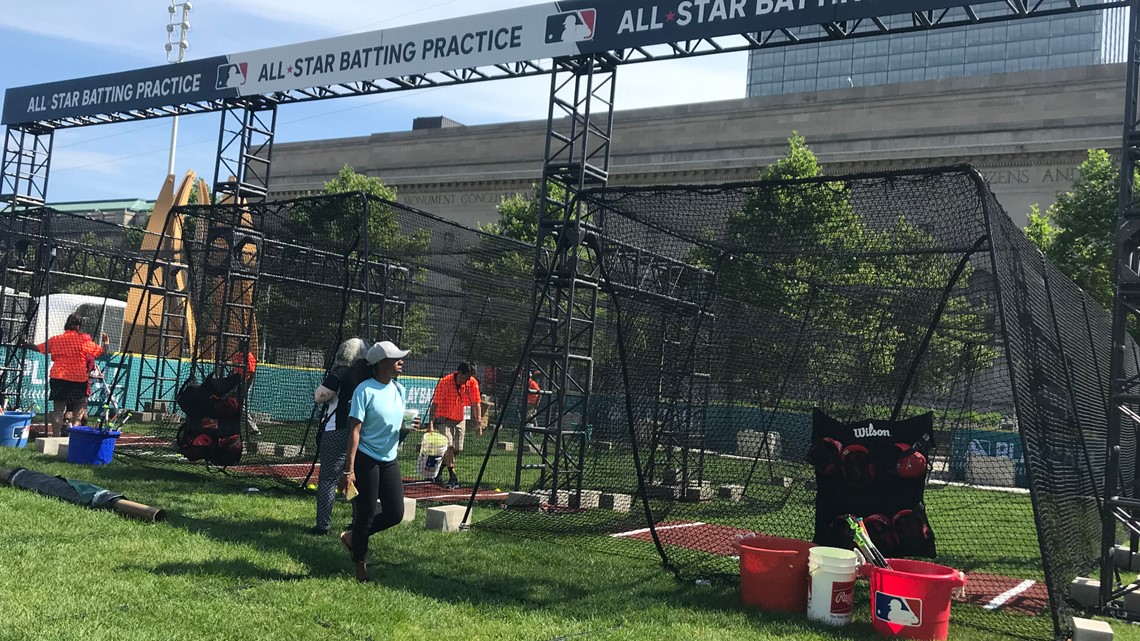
[5,0,1012,125]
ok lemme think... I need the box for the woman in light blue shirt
[338,340,415,582]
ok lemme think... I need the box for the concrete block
[1113,545,1140,572]
[1072,617,1114,641]
[425,505,468,532]
[967,453,1015,487]
[600,493,632,512]
[275,444,302,458]
[683,482,714,503]
[145,401,171,413]
[736,430,781,459]
[402,497,416,523]
[567,489,601,509]
[533,489,600,509]
[496,441,515,451]
[1070,577,1101,609]
[1124,588,1140,617]
[56,443,69,460]
[255,441,277,456]
[160,413,182,423]
[644,484,681,499]
[506,491,540,507]
[34,436,68,456]
[718,484,744,501]
[137,412,155,423]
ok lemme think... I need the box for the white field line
[983,579,1036,610]
[611,521,706,538]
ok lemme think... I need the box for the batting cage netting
[471,166,1131,641]
[0,192,533,485]
[0,166,1126,640]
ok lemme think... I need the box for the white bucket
[806,547,858,626]
[416,432,449,479]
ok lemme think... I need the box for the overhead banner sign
[4,0,1007,125]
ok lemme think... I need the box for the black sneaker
[308,526,329,536]
[446,480,460,490]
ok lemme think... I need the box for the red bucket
[866,559,966,640]
[738,536,816,613]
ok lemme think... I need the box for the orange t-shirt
[432,372,481,422]
[232,351,257,382]
[527,378,540,406]
[36,330,103,383]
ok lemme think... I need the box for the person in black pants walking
[310,337,369,535]
[338,340,417,582]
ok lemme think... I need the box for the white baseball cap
[366,340,410,365]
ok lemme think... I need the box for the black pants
[350,452,404,563]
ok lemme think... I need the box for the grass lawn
[1,445,1135,641]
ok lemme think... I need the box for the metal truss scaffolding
[515,55,615,502]
[1103,0,1140,615]
[0,210,43,408]
[130,221,191,410]
[213,97,277,202]
[0,124,52,210]
[593,231,716,498]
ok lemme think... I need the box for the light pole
[165,0,192,176]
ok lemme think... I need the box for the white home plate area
[115,435,1045,614]
[609,520,1049,616]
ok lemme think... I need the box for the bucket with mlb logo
[866,559,966,640]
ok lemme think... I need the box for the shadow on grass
[148,558,311,584]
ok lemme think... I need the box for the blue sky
[0,0,747,203]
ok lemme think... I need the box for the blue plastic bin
[66,426,121,465]
[0,413,33,449]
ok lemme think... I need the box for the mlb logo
[545,9,596,44]
[216,62,248,90]
[874,591,922,628]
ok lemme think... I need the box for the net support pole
[1104,0,1140,612]
[514,55,615,503]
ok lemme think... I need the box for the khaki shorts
[437,418,466,452]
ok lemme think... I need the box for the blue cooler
[0,413,33,448]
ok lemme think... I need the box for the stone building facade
[270,63,1125,230]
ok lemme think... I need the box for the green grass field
[1,445,1136,641]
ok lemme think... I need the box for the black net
[472,166,1132,641]
[0,193,534,491]
[0,168,1130,641]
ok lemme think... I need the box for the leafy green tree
[259,166,433,359]
[1026,148,1126,311]
[705,133,994,403]
[56,229,144,299]
[457,185,553,376]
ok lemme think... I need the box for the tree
[55,229,144,299]
[1026,148,1125,311]
[259,166,433,360]
[457,185,553,379]
[704,133,994,404]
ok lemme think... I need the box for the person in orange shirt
[527,371,540,408]
[231,350,260,437]
[427,361,481,489]
[523,369,541,430]
[21,313,109,436]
